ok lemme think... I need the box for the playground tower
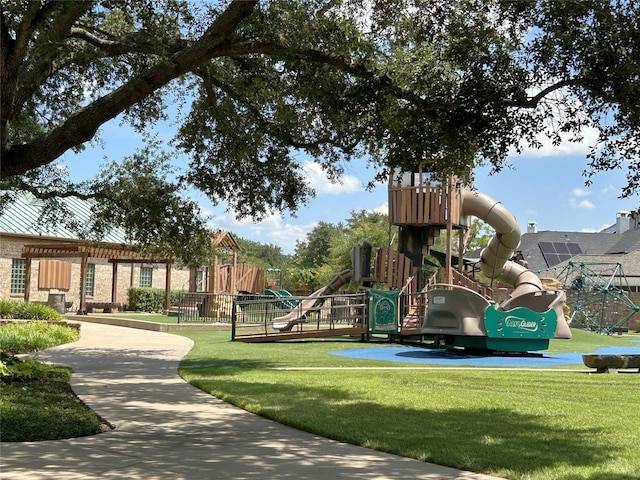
[388,168,467,289]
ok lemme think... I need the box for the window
[10,259,26,294]
[85,263,96,296]
[139,266,153,287]
[38,259,71,289]
[195,270,205,291]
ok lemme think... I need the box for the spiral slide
[272,269,353,331]
[422,189,571,351]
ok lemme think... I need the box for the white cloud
[568,185,595,210]
[511,85,601,159]
[572,187,591,198]
[370,201,388,215]
[579,223,611,233]
[302,161,363,195]
[207,209,315,254]
[569,198,595,209]
[599,184,617,196]
[514,126,600,159]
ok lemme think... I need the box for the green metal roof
[0,192,127,243]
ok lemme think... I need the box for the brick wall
[0,235,191,308]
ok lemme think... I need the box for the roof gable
[211,230,241,251]
[605,229,640,254]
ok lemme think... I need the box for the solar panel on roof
[539,242,555,254]
[538,242,583,267]
[545,254,560,266]
[567,243,582,254]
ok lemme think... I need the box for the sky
[61,114,640,255]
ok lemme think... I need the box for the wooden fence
[212,263,265,293]
[388,184,463,226]
[373,247,419,291]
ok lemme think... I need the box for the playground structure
[415,185,571,352]
[540,261,639,334]
[232,169,573,352]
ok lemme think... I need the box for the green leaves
[89,146,217,267]
[3,0,640,261]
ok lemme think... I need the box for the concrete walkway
[1,322,505,480]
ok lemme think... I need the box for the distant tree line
[234,210,492,292]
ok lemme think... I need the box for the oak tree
[2,0,638,265]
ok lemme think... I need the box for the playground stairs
[401,306,422,334]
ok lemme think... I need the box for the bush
[0,300,63,321]
[1,356,59,383]
[0,321,80,358]
[127,288,183,312]
[170,289,181,306]
[0,301,13,319]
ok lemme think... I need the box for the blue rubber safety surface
[329,345,640,367]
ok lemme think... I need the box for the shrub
[127,288,183,312]
[0,300,13,319]
[0,300,63,321]
[128,287,164,312]
[1,356,58,383]
[170,289,182,307]
[0,322,79,358]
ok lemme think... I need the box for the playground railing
[176,292,237,323]
[232,292,369,341]
[399,290,428,331]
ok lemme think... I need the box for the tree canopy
[2,0,639,265]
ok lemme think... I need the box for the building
[0,193,235,312]
[517,211,640,292]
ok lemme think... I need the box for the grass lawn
[0,362,111,441]
[0,320,111,441]
[178,329,640,480]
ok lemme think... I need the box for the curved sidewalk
[1,322,505,480]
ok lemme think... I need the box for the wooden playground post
[444,175,454,284]
[458,227,468,273]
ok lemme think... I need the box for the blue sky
[61,115,639,255]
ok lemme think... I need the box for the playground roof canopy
[211,230,241,251]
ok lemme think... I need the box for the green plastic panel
[484,305,558,339]
[369,289,400,334]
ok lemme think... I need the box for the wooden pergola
[21,241,172,313]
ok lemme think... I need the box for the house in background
[0,193,244,312]
[460,210,640,331]
[516,211,640,293]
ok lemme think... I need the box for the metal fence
[176,292,237,323]
[231,292,368,340]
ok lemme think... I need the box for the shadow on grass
[196,375,636,480]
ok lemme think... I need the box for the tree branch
[12,2,92,120]
[509,77,585,108]
[212,41,451,112]
[1,178,96,201]
[67,26,187,56]
[197,69,352,153]
[1,0,258,178]
[2,2,88,150]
